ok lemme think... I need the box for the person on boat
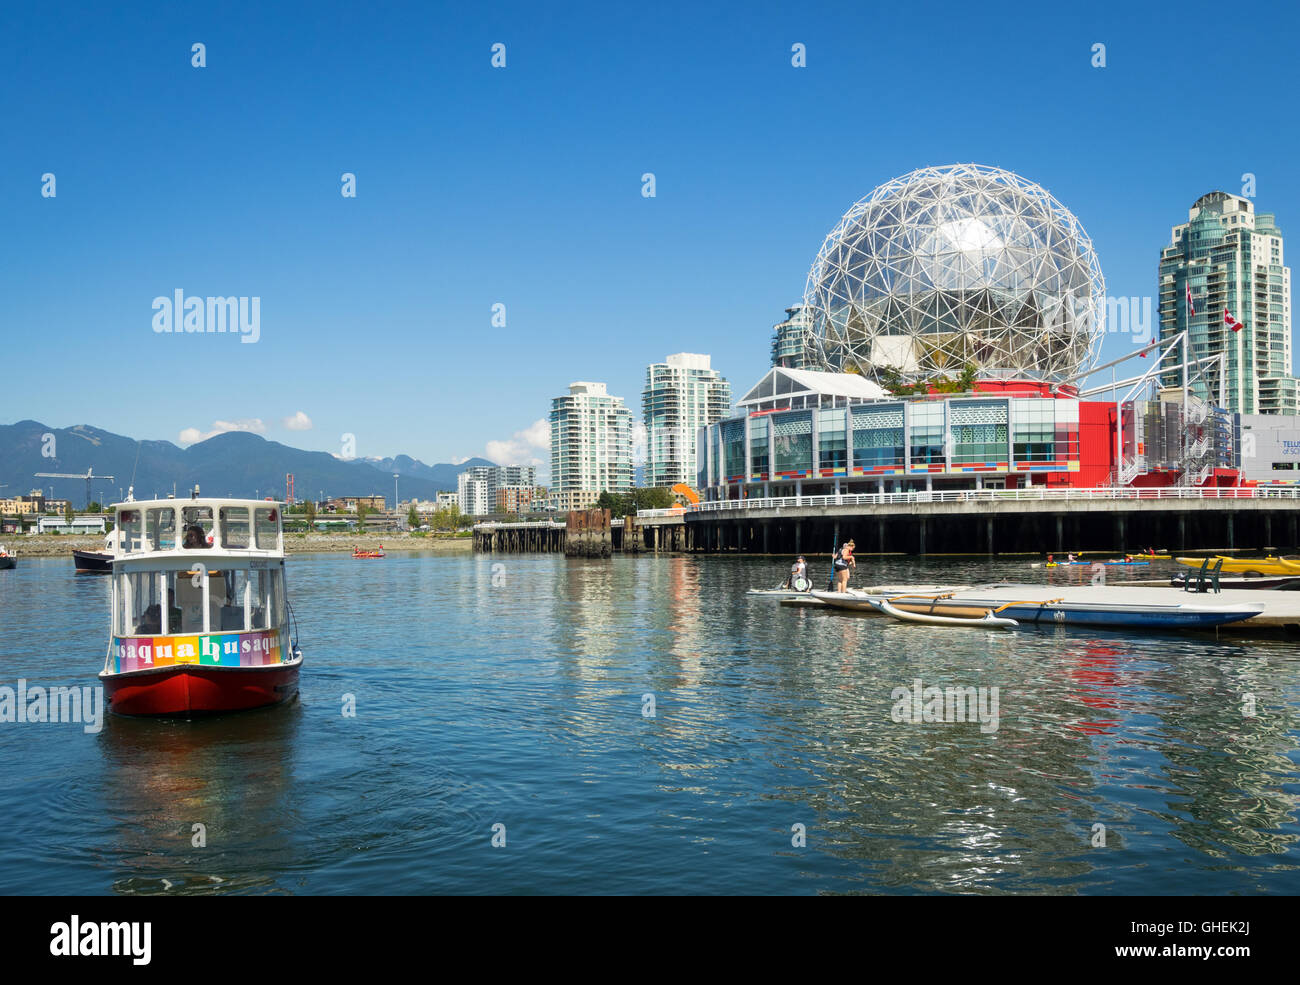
[183,524,209,549]
[833,540,856,592]
[783,556,809,590]
[136,604,163,635]
[1067,553,1077,564]
[1046,554,1055,566]
[1124,554,1134,563]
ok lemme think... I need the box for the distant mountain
[0,420,489,506]
[363,454,496,490]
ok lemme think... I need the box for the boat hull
[102,659,302,716]
[1175,556,1300,576]
[0,556,14,571]
[812,589,1260,629]
[73,550,113,574]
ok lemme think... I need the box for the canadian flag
[1224,307,1244,332]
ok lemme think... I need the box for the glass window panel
[220,506,250,549]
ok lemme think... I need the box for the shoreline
[3,533,473,558]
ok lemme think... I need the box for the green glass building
[1158,191,1295,414]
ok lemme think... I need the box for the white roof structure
[737,367,891,411]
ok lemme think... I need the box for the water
[2,551,1300,895]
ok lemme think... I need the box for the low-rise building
[324,495,386,512]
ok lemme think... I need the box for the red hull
[103,661,301,716]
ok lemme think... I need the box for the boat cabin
[108,498,288,658]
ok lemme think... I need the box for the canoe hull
[1176,556,1300,576]
[812,590,1260,630]
[102,659,302,717]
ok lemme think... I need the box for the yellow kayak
[1175,555,1300,575]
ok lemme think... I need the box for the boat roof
[113,496,284,512]
[112,496,286,564]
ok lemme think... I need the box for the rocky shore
[4,533,472,557]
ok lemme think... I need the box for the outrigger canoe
[812,586,1262,630]
[1175,555,1300,576]
[867,597,1017,629]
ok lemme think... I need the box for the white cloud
[177,418,267,446]
[214,418,267,434]
[485,419,550,467]
[282,411,313,431]
[450,456,471,465]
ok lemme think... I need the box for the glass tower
[642,354,731,488]
[1158,191,1295,414]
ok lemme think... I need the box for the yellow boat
[1175,555,1300,575]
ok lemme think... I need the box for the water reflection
[2,552,1299,894]
[96,705,303,894]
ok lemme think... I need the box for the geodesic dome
[802,163,1105,383]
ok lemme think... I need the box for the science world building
[801,163,1105,384]
[697,165,1245,502]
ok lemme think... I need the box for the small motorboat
[1175,555,1300,576]
[868,597,1018,630]
[73,529,121,574]
[0,545,15,571]
[101,496,303,716]
[352,546,385,559]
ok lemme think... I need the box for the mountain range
[0,421,494,506]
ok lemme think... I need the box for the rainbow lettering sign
[113,630,284,672]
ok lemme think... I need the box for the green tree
[633,487,675,511]
[64,502,75,525]
[407,505,420,529]
[304,500,317,526]
[356,503,369,530]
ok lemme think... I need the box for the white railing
[1119,455,1143,485]
[643,485,1300,516]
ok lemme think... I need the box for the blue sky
[3,0,1296,474]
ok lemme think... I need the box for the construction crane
[33,468,115,509]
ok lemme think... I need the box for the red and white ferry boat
[101,492,303,716]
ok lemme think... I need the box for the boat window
[120,570,177,636]
[145,508,176,551]
[172,570,208,633]
[118,510,143,553]
[250,568,275,630]
[221,507,250,549]
[181,506,215,549]
[254,507,281,552]
[217,569,251,631]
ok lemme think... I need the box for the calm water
[2,551,1300,895]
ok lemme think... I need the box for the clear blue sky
[3,0,1296,473]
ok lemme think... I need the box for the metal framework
[802,163,1106,383]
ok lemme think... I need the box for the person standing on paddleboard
[832,540,856,592]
